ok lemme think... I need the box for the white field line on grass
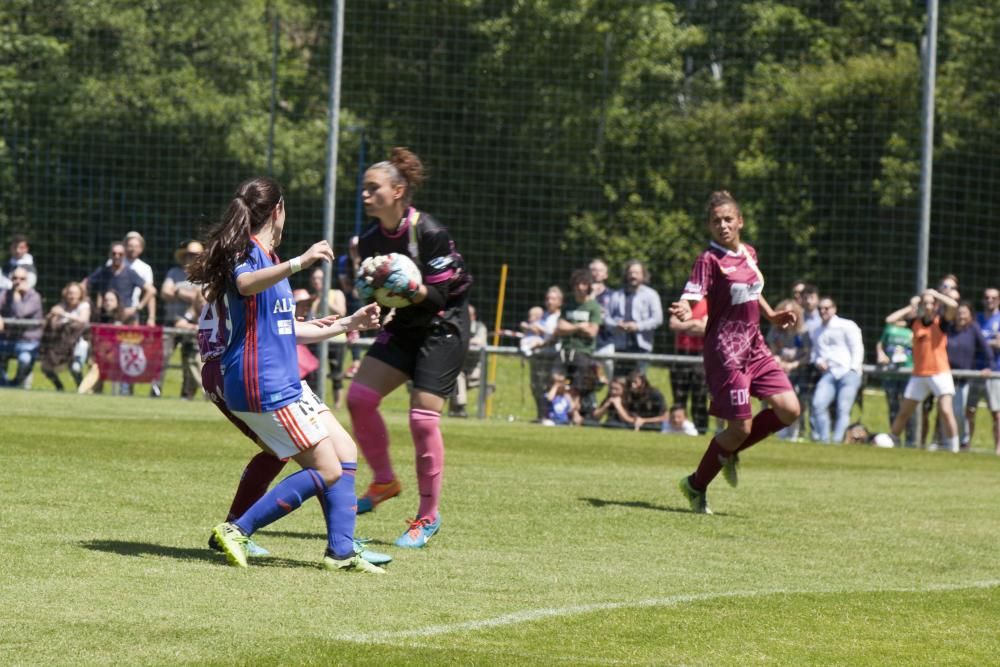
[337,579,1000,644]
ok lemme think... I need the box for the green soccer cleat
[212,522,249,568]
[722,452,740,488]
[209,532,270,558]
[678,476,713,515]
[323,552,386,574]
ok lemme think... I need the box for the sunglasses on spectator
[11,276,25,282]
[939,283,956,290]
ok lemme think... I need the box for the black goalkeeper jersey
[357,207,472,331]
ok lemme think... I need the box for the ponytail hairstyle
[369,146,426,206]
[705,190,741,219]
[187,176,284,303]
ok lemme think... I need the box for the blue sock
[323,462,358,559]
[233,468,326,536]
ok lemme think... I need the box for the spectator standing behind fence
[0,267,44,388]
[526,286,563,421]
[449,303,488,418]
[809,297,864,443]
[554,269,602,406]
[669,297,709,434]
[0,234,37,291]
[766,298,810,440]
[876,317,916,446]
[160,240,204,399]
[40,282,91,391]
[969,287,1000,455]
[942,300,993,448]
[590,258,614,379]
[603,260,663,377]
[84,242,155,324]
[796,283,822,434]
[121,231,156,325]
[878,289,960,452]
[308,265,348,408]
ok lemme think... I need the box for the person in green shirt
[876,321,915,445]
[554,269,603,408]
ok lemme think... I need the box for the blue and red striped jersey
[222,237,301,413]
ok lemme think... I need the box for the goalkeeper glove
[383,265,420,299]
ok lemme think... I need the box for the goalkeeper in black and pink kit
[670,191,800,514]
[348,147,472,548]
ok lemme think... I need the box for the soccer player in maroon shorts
[669,191,801,514]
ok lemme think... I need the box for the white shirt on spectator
[662,419,699,436]
[811,314,864,379]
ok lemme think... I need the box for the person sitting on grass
[662,404,699,436]
[590,376,629,428]
[543,370,583,426]
[623,370,669,432]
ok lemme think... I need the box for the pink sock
[347,382,395,484]
[409,408,444,520]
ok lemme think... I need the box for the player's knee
[780,401,802,424]
[313,460,342,487]
[347,381,382,413]
[727,420,752,440]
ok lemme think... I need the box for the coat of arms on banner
[118,340,148,377]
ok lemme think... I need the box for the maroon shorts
[201,359,258,444]
[705,352,793,421]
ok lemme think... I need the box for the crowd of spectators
[508,260,1000,454]
[2,231,1000,455]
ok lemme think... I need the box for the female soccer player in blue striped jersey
[347,147,472,548]
[187,176,385,572]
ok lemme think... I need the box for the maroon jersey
[681,241,769,371]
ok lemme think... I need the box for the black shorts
[366,318,471,398]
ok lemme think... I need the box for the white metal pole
[317,0,345,403]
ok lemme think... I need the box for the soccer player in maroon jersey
[669,191,801,514]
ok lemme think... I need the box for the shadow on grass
[580,496,741,518]
[258,529,394,547]
[79,539,320,569]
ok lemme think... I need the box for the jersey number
[200,303,220,344]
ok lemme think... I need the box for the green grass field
[2,381,999,665]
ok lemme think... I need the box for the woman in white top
[40,282,91,390]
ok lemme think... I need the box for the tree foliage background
[1,0,997,347]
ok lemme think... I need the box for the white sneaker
[872,433,897,448]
